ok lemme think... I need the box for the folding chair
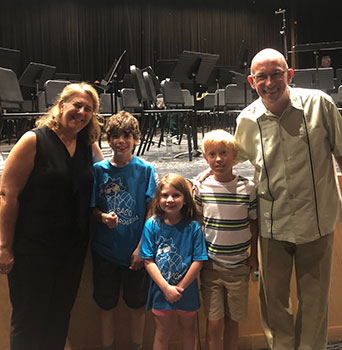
[0,67,43,143]
[44,79,70,109]
[161,80,195,161]
[224,84,252,134]
[130,65,150,109]
[201,92,215,132]
[293,69,314,89]
[337,85,342,108]
[336,69,342,92]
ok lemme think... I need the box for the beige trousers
[259,234,334,350]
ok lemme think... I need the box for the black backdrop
[0,0,340,83]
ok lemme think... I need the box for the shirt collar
[251,86,304,120]
[288,87,305,111]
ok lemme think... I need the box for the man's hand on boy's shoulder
[193,168,213,188]
[192,179,200,192]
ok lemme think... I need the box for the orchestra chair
[224,84,252,134]
[335,69,342,92]
[200,92,216,132]
[293,69,314,89]
[161,79,194,161]
[337,85,342,108]
[44,79,70,109]
[293,67,334,92]
[0,67,44,144]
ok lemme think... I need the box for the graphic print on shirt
[99,176,138,226]
[156,235,187,285]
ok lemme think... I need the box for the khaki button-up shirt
[235,87,342,244]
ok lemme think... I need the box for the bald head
[248,48,293,116]
[250,48,288,74]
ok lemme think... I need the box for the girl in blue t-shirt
[140,173,207,349]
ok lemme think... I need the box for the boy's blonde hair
[201,129,238,157]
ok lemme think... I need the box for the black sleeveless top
[14,126,94,254]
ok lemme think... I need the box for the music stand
[0,47,21,76]
[171,50,219,108]
[155,59,179,81]
[206,66,233,92]
[19,62,56,94]
[95,50,126,113]
[230,41,252,107]
[171,51,219,157]
[54,72,81,82]
[19,62,56,111]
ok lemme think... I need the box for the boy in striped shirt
[194,129,258,350]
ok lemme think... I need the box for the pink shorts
[152,308,197,317]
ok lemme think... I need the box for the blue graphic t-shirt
[140,217,208,311]
[91,157,157,266]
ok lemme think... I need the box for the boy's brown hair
[105,110,141,141]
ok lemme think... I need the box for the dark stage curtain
[0,0,295,82]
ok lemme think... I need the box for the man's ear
[248,75,256,90]
[287,68,294,84]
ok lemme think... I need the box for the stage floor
[0,132,255,181]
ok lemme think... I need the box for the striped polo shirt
[194,175,257,268]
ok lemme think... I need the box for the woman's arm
[0,131,36,273]
[92,142,104,163]
[144,259,183,303]
[177,261,203,290]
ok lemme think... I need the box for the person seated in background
[320,55,332,68]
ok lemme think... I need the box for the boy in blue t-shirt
[90,111,157,350]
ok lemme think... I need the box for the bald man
[235,48,342,350]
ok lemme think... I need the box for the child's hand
[103,212,118,229]
[129,249,144,270]
[163,285,184,304]
[247,254,259,273]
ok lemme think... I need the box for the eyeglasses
[252,70,288,83]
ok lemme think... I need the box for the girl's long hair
[152,173,202,225]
